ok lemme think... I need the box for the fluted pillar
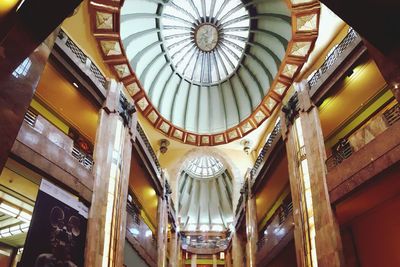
[232,232,244,267]
[280,81,344,267]
[245,178,258,267]
[85,80,137,267]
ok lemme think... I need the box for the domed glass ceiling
[90,0,320,145]
[178,155,233,231]
[161,0,249,85]
[185,155,225,178]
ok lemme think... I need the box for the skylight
[185,155,225,178]
[161,0,250,85]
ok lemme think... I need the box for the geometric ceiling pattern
[89,0,320,146]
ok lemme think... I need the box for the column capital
[103,79,137,138]
[296,81,314,113]
[281,80,315,141]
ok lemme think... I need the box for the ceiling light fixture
[73,82,79,88]
[129,228,139,235]
[345,69,354,77]
[240,139,252,155]
[0,223,29,238]
[159,139,170,154]
[0,202,32,223]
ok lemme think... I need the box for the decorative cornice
[89,0,320,146]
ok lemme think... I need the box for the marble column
[0,0,82,172]
[85,80,137,267]
[168,230,179,267]
[191,254,197,267]
[245,178,258,267]
[225,250,232,267]
[213,254,218,267]
[232,232,244,267]
[281,81,344,267]
[157,177,169,267]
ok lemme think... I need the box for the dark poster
[19,180,88,267]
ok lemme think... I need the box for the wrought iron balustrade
[57,30,107,88]
[71,146,94,171]
[136,123,162,175]
[251,120,282,178]
[126,201,157,259]
[383,103,400,126]
[308,28,358,88]
[24,109,38,127]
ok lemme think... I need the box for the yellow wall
[319,59,387,141]
[30,98,70,135]
[61,0,114,78]
[351,195,400,267]
[255,155,289,225]
[0,0,20,17]
[130,150,159,228]
[299,25,350,81]
[324,89,394,149]
[35,63,99,142]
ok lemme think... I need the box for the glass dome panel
[185,156,225,178]
[160,0,250,86]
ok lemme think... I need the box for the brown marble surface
[0,0,82,172]
[328,120,400,203]
[125,211,157,267]
[257,213,294,266]
[12,116,93,202]
[283,87,344,267]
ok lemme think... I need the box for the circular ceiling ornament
[195,24,218,52]
[160,0,249,85]
[89,0,321,146]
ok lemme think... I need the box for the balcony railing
[23,109,94,171]
[136,123,162,175]
[56,30,107,89]
[326,103,400,171]
[308,28,359,88]
[383,103,400,126]
[24,109,38,127]
[71,146,94,171]
[251,120,282,179]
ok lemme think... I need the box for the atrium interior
[0,0,399,266]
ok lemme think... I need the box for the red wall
[266,240,297,267]
[350,194,400,267]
